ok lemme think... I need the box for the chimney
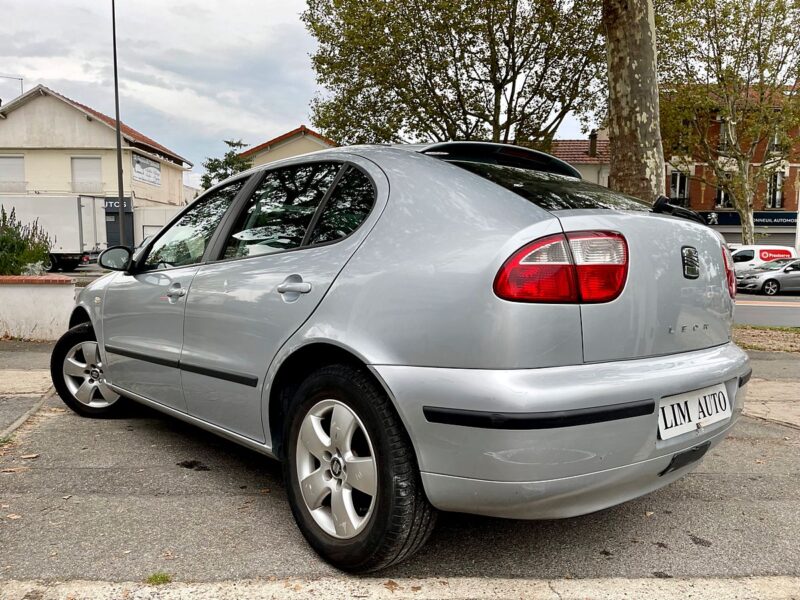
[589,129,598,157]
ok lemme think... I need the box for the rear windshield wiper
[652,195,706,224]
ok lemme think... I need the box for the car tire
[284,364,436,572]
[762,279,780,296]
[50,323,127,418]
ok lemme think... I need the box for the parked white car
[731,245,798,273]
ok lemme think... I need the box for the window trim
[203,160,378,266]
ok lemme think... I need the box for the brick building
[551,129,799,247]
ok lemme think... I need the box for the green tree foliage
[303,0,606,146]
[200,140,252,190]
[0,206,52,275]
[657,0,800,243]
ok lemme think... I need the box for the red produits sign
[759,248,793,261]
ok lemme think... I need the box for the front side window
[143,178,245,270]
[732,249,754,263]
[767,172,783,209]
[309,166,375,245]
[223,162,339,259]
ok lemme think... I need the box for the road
[735,293,800,328]
[1,346,798,587]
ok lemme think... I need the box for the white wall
[0,281,75,340]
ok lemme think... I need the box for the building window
[670,170,690,207]
[767,172,783,209]
[767,131,782,154]
[715,174,732,208]
[71,157,103,193]
[718,121,730,152]
[0,156,26,193]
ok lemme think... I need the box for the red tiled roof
[550,139,610,165]
[240,125,337,158]
[0,85,189,166]
[68,97,187,165]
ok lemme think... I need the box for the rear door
[180,158,385,442]
[102,178,248,410]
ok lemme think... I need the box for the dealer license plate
[657,384,732,440]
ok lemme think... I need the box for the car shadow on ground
[113,401,708,579]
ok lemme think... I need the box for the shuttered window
[0,156,25,192]
[71,157,102,192]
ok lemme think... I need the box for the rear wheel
[762,279,780,296]
[50,323,127,418]
[284,364,436,572]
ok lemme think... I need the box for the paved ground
[0,343,798,598]
[735,293,800,327]
[0,342,800,600]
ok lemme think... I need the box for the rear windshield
[450,160,651,212]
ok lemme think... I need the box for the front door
[102,178,248,410]
[784,260,800,291]
[180,160,381,442]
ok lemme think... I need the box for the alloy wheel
[295,399,377,539]
[62,341,119,408]
[764,281,779,296]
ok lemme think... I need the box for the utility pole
[111,0,127,247]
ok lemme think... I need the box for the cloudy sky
[2,0,582,187]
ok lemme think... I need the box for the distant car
[50,142,750,572]
[737,258,800,295]
[731,245,797,273]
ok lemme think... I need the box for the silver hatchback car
[51,142,750,572]
[736,258,800,295]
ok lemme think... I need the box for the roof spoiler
[652,195,706,224]
[417,141,582,179]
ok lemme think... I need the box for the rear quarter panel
[285,147,583,369]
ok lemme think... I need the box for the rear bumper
[372,343,749,519]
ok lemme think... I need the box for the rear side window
[223,163,339,258]
[309,166,375,245]
[732,250,754,263]
[450,161,650,212]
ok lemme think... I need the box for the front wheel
[284,364,436,572]
[50,323,127,418]
[762,279,780,296]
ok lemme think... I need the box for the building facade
[240,125,337,167]
[550,130,798,248]
[0,85,191,248]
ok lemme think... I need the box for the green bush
[0,206,52,275]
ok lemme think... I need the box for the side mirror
[98,246,133,271]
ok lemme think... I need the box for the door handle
[165,285,186,298]
[277,281,312,294]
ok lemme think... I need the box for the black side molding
[423,399,655,430]
[105,345,258,388]
[105,345,179,369]
[180,362,258,388]
[739,370,752,388]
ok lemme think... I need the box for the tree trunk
[737,176,756,244]
[602,0,665,203]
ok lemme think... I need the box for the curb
[0,386,55,440]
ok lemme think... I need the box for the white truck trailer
[0,195,107,271]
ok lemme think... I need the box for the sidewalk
[1,342,798,435]
[743,350,800,429]
[0,341,53,437]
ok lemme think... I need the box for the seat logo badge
[681,246,700,279]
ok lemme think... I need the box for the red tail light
[721,245,736,298]
[494,231,628,303]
